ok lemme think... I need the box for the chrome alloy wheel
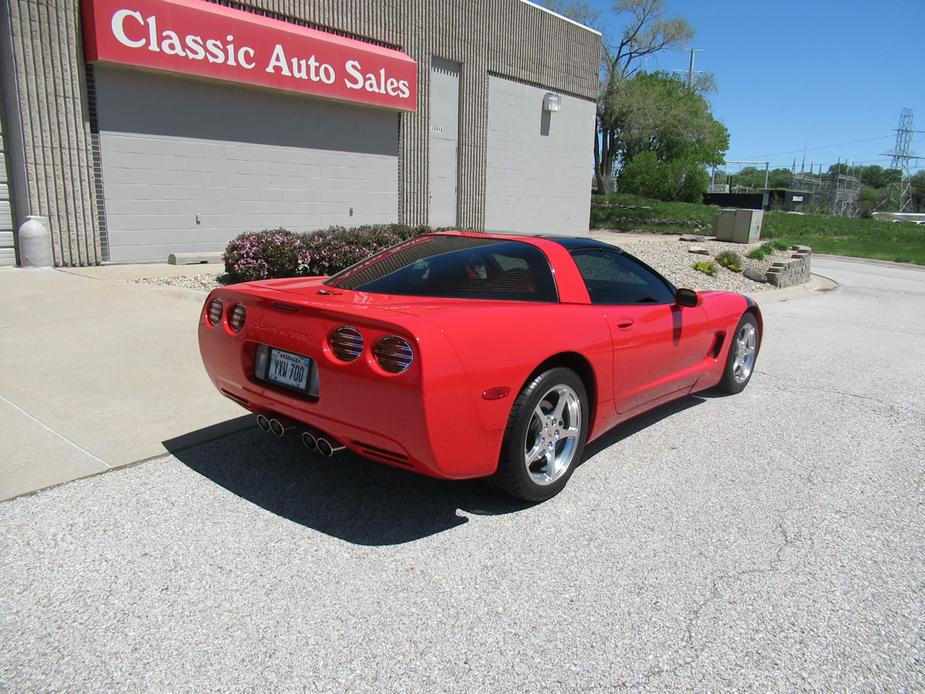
[523,384,582,486]
[732,322,758,384]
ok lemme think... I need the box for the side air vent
[711,332,726,358]
[374,336,414,373]
[329,326,363,362]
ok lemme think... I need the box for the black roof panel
[545,236,624,253]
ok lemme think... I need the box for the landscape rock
[766,249,812,287]
[687,245,710,255]
[679,234,705,242]
[743,268,767,283]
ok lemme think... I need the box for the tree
[858,165,901,190]
[728,166,795,190]
[609,71,727,200]
[729,166,764,189]
[857,185,880,218]
[910,170,925,212]
[545,0,697,193]
[611,72,727,163]
[768,168,793,189]
[617,151,709,202]
[859,165,886,188]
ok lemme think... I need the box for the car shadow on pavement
[580,394,707,460]
[165,395,706,546]
[165,420,531,546]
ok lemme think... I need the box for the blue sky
[569,0,925,174]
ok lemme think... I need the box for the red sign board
[81,0,417,111]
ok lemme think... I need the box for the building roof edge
[517,0,603,36]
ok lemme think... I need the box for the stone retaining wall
[766,245,812,287]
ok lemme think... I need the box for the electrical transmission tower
[880,108,922,212]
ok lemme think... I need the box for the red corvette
[199,232,762,501]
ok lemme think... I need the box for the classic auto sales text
[111,9,412,99]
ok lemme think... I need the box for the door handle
[616,318,635,330]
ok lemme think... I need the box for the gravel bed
[131,273,229,292]
[128,234,796,295]
[600,234,794,293]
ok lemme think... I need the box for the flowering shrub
[224,224,433,283]
[300,224,430,276]
[224,228,305,283]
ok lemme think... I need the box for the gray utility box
[714,208,763,243]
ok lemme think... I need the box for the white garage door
[0,103,14,266]
[94,66,400,263]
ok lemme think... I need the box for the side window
[572,250,675,305]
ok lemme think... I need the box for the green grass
[760,213,925,264]
[691,260,717,276]
[591,193,718,233]
[747,240,792,260]
[746,243,774,260]
[592,193,925,265]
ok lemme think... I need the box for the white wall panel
[485,76,595,235]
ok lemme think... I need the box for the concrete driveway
[1,257,923,690]
[0,264,245,499]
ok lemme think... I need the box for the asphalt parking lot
[2,257,923,690]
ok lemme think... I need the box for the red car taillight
[374,336,413,373]
[329,326,363,362]
[228,304,246,333]
[207,298,223,326]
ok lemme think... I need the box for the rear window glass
[325,235,558,302]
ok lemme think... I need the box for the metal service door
[428,58,459,227]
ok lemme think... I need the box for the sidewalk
[0,264,244,500]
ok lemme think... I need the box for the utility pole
[673,49,703,88]
[687,48,702,87]
[880,108,923,211]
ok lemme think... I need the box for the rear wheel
[717,313,760,394]
[492,367,588,502]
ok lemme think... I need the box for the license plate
[266,349,311,391]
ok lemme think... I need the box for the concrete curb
[814,254,925,272]
[752,273,838,304]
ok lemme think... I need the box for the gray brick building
[0,0,600,266]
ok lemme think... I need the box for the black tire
[491,367,589,502]
[717,312,761,394]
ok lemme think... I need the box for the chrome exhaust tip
[301,431,318,452]
[256,414,270,432]
[316,437,346,458]
[269,418,293,437]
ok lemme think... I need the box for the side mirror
[676,288,699,308]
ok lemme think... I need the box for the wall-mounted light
[543,92,561,112]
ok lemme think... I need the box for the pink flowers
[223,225,431,283]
